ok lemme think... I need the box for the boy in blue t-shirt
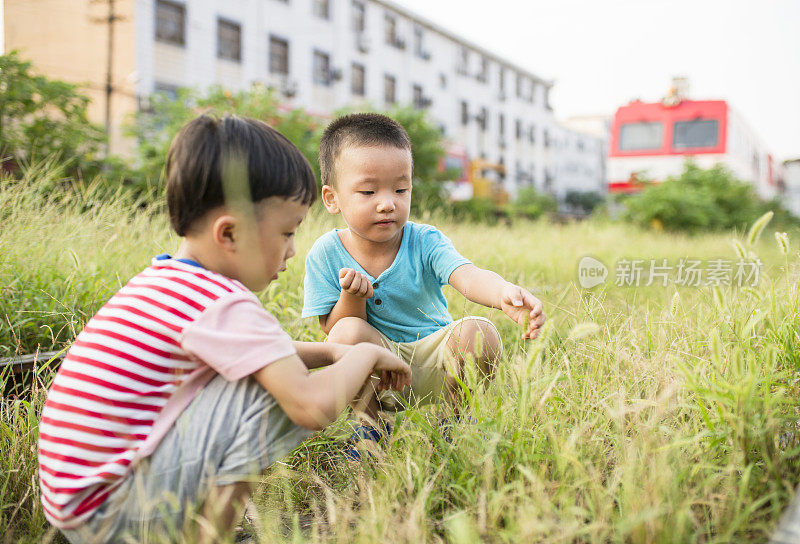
[302,113,545,430]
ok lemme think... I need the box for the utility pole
[91,0,121,156]
[104,0,116,156]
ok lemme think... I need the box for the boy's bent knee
[327,317,383,345]
[447,318,502,361]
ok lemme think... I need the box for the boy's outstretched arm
[254,342,410,430]
[292,341,349,369]
[449,264,546,340]
[319,268,373,334]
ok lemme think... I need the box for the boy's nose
[376,198,395,212]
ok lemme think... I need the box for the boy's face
[322,144,412,245]
[232,196,309,292]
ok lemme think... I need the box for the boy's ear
[211,214,238,252]
[321,185,340,214]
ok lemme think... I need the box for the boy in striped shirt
[38,115,411,542]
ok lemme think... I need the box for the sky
[394,0,800,161]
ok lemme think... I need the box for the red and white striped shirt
[38,257,296,528]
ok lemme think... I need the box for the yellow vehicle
[469,158,509,205]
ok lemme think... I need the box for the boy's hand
[339,268,374,298]
[500,283,546,340]
[358,343,412,392]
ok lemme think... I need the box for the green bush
[508,187,557,220]
[451,197,499,223]
[564,190,604,215]
[0,51,106,179]
[623,162,789,232]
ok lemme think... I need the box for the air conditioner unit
[421,96,433,108]
[421,51,431,61]
[356,33,370,53]
[394,37,406,50]
[330,68,343,82]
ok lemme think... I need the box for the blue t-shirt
[302,222,471,343]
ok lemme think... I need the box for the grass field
[2,172,799,543]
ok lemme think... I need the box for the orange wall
[4,0,138,155]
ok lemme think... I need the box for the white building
[3,0,605,199]
[783,159,800,217]
[549,123,606,198]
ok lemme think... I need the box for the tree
[127,84,321,191]
[0,51,105,176]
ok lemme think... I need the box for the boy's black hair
[318,112,411,186]
[165,114,317,236]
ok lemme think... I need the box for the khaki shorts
[375,316,500,410]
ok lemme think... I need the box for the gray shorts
[771,484,800,543]
[61,373,312,543]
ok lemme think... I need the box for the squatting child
[38,114,411,542]
[302,113,546,446]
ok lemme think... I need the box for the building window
[313,50,331,86]
[413,84,424,109]
[313,0,330,20]
[498,113,505,136]
[217,19,241,62]
[528,82,536,103]
[529,125,536,144]
[456,47,469,76]
[352,1,365,32]
[439,73,447,89]
[478,107,488,132]
[384,74,396,104]
[477,56,488,83]
[460,101,469,126]
[673,119,719,149]
[385,14,395,44]
[516,73,523,99]
[269,36,289,75]
[153,81,180,100]
[155,0,185,46]
[384,14,403,48]
[351,63,365,96]
[515,119,522,140]
[619,122,663,151]
[413,27,429,59]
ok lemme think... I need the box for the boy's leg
[326,316,384,345]
[442,317,502,402]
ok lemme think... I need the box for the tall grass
[1,166,799,542]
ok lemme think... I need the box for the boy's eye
[396,188,408,194]
[284,232,296,238]
[358,191,374,195]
